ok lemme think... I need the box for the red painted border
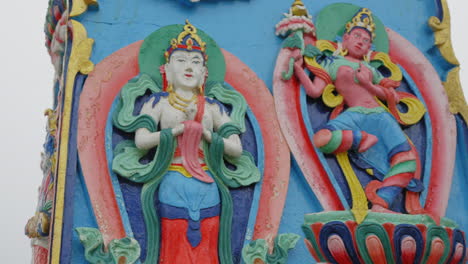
[273,48,345,211]
[387,28,456,217]
[77,42,290,246]
[77,41,143,245]
[222,50,291,243]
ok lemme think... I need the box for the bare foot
[358,132,378,152]
[313,129,332,148]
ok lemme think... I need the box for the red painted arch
[78,42,290,247]
[387,28,456,217]
[78,41,143,245]
[273,29,456,219]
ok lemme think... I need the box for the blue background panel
[76,0,453,91]
[66,0,468,263]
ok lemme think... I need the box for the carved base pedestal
[302,211,467,263]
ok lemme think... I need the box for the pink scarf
[177,96,214,183]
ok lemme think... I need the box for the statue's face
[343,28,372,59]
[165,50,206,92]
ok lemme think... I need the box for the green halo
[139,24,226,85]
[315,3,389,53]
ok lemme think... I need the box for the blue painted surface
[71,164,99,263]
[67,0,468,262]
[278,157,323,263]
[76,0,453,92]
[61,73,87,263]
[241,107,265,249]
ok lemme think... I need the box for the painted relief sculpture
[274,1,466,263]
[289,6,426,221]
[73,18,291,264]
[110,21,261,263]
[27,0,468,263]
[25,1,67,262]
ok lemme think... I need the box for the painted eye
[177,59,185,63]
[354,33,360,38]
[363,39,369,43]
[193,60,201,65]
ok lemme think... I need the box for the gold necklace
[168,91,198,112]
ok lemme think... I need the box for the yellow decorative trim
[428,0,459,66]
[44,108,58,135]
[168,164,209,178]
[397,97,426,125]
[376,96,426,125]
[444,67,468,122]
[304,56,319,67]
[345,8,376,40]
[371,52,402,82]
[428,0,468,122]
[70,0,99,17]
[50,20,94,263]
[336,152,368,224]
[315,40,337,53]
[322,84,343,108]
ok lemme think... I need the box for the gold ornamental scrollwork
[428,0,458,65]
[71,0,99,17]
[428,0,468,122]
[444,67,468,122]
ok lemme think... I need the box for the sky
[0,0,467,262]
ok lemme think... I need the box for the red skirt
[159,216,220,264]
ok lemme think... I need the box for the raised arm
[293,55,327,98]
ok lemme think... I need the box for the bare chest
[158,100,214,130]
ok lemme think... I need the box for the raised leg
[313,129,377,154]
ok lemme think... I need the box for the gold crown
[345,8,376,39]
[165,20,207,62]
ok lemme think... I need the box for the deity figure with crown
[71,18,298,264]
[130,21,246,263]
[107,21,262,263]
[278,2,427,221]
[274,1,466,263]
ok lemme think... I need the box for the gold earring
[167,83,173,93]
[198,85,204,94]
[340,48,348,56]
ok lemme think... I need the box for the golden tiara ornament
[345,8,376,39]
[165,20,207,62]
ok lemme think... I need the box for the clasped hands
[171,122,212,143]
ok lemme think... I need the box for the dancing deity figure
[293,8,425,214]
